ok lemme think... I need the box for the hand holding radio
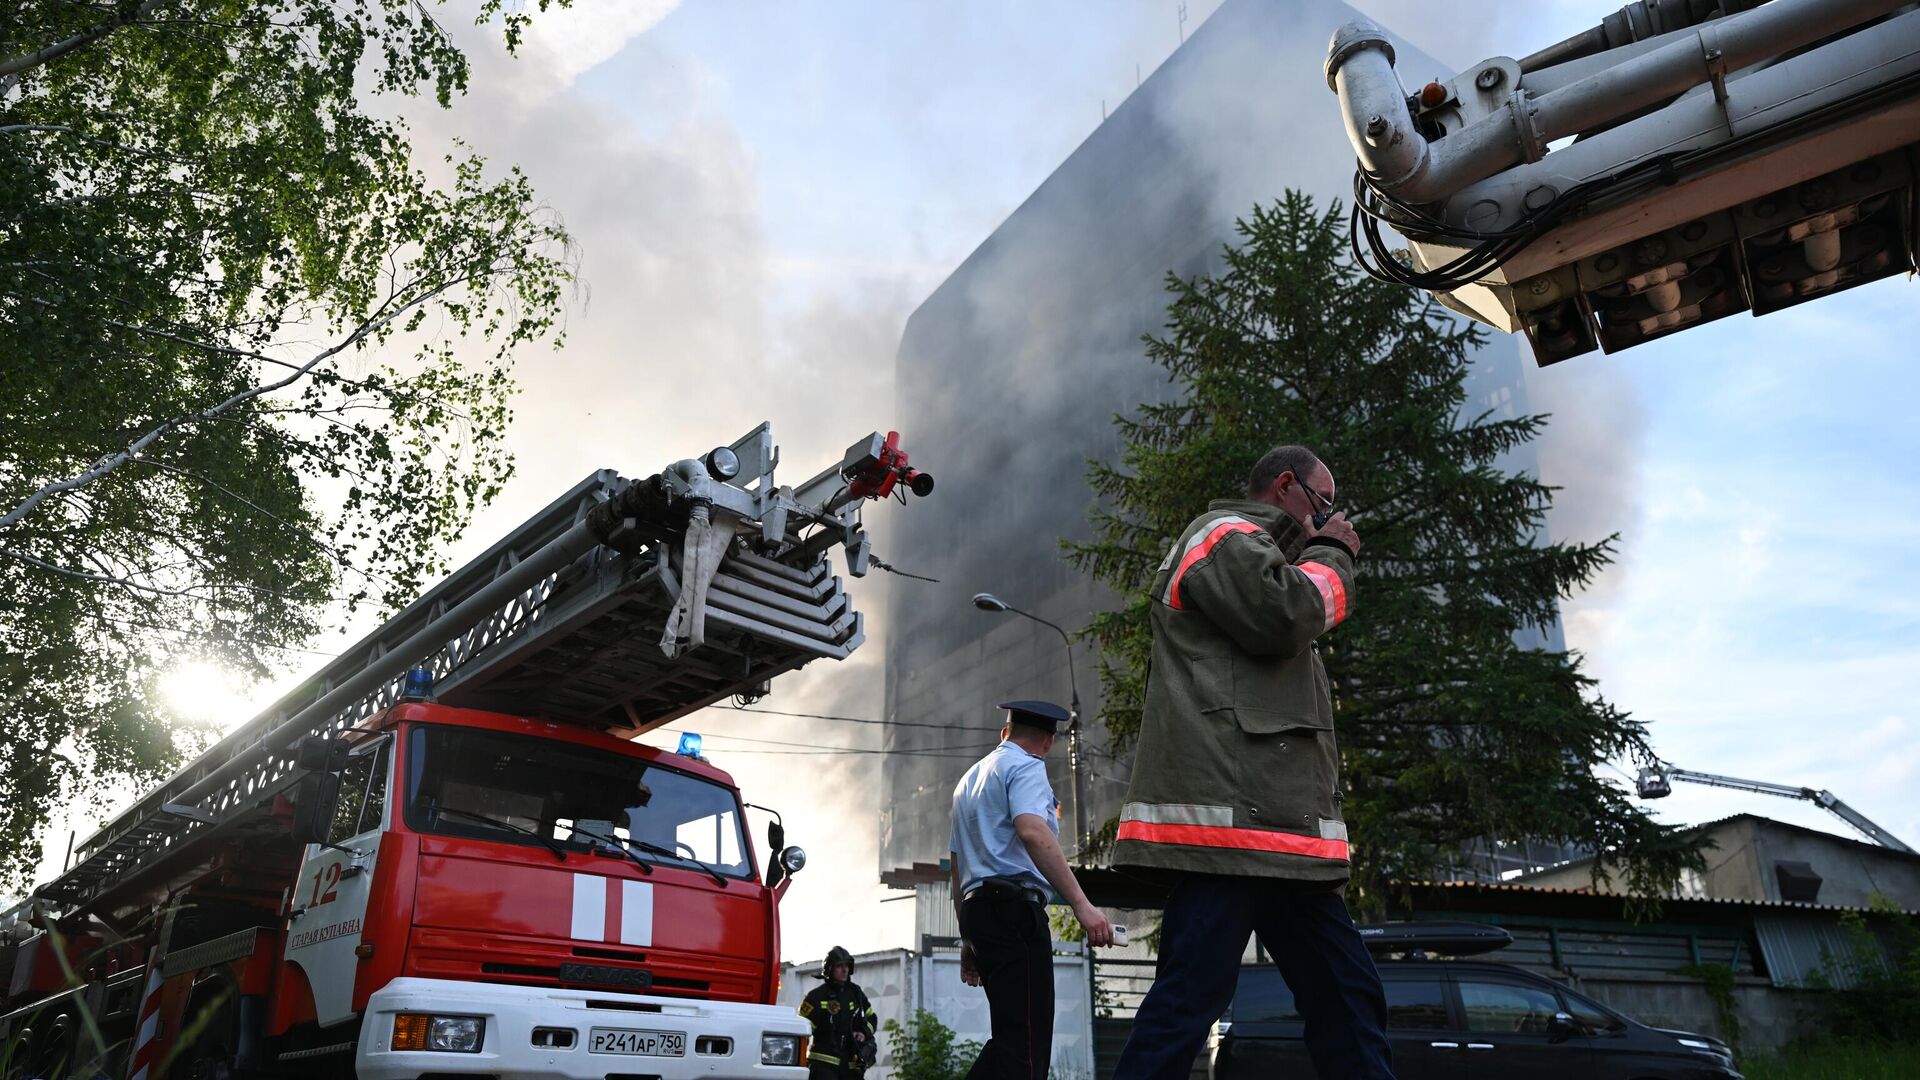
[1309,510,1360,555]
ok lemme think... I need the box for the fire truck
[0,424,932,1080]
[1325,0,1920,364]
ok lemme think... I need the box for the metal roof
[1403,879,1920,917]
[1077,865,1920,916]
[1516,814,1920,883]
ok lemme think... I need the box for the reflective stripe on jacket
[1112,498,1357,884]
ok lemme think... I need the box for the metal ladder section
[37,425,884,913]
[435,546,860,729]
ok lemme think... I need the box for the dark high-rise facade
[880,0,1559,886]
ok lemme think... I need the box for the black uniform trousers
[959,887,1054,1080]
[1113,873,1395,1080]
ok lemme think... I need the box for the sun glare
[160,660,255,729]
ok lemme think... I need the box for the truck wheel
[3,1025,34,1080]
[12,1005,79,1079]
[175,974,241,1080]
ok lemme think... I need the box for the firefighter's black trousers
[959,887,1054,1080]
[1113,873,1395,1080]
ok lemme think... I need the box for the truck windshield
[403,724,753,879]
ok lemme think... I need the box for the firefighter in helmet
[799,945,877,1078]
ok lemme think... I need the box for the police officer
[1110,445,1391,1080]
[799,946,876,1079]
[950,701,1113,1080]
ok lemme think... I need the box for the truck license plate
[589,1028,686,1057]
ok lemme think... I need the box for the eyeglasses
[1293,475,1336,528]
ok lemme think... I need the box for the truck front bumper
[356,977,809,1080]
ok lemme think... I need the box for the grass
[1739,1040,1920,1079]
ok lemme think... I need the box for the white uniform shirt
[949,741,1059,895]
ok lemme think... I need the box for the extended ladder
[35,425,928,914]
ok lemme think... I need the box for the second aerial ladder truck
[1637,763,1914,852]
[0,424,932,1080]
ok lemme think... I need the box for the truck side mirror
[290,736,347,846]
[296,735,341,772]
[291,772,342,847]
[765,821,788,888]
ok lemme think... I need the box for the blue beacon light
[677,732,705,759]
[400,666,436,702]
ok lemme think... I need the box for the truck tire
[9,1000,82,1080]
[175,973,241,1080]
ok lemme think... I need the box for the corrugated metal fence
[1406,913,1757,979]
[1752,912,1888,988]
[1406,908,1899,989]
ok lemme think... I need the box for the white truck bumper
[356,977,809,1080]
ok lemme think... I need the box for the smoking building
[879,0,1555,895]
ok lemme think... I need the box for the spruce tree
[1069,191,1703,905]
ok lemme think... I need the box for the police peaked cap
[998,700,1070,734]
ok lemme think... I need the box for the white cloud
[519,1,681,88]
[1567,443,1920,853]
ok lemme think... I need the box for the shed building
[1518,814,1920,910]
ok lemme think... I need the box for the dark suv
[1207,924,1740,1080]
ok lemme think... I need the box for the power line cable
[80,614,341,657]
[658,727,994,759]
[685,744,995,759]
[722,705,987,732]
[685,730,970,754]
[1602,760,1637,781]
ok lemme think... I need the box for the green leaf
[0,0,573,888]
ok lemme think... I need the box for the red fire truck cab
[3,699,811,1080]
[299,700,809,1079]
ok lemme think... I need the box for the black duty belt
[964,876,1046,905]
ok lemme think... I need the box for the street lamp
[971,592,1090,861]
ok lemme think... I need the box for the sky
[31,0,1920,964]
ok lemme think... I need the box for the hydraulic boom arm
[1637,765,1913,853]
[1325,0,1920,364]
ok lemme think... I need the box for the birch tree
[0,1,572,885]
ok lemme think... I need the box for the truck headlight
[430,1017,485,1052]
[760,1033,806,1066]
[391,1013,486,1052]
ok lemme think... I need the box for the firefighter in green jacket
[800,946,876,1078]
[1111,445,1394,1080]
